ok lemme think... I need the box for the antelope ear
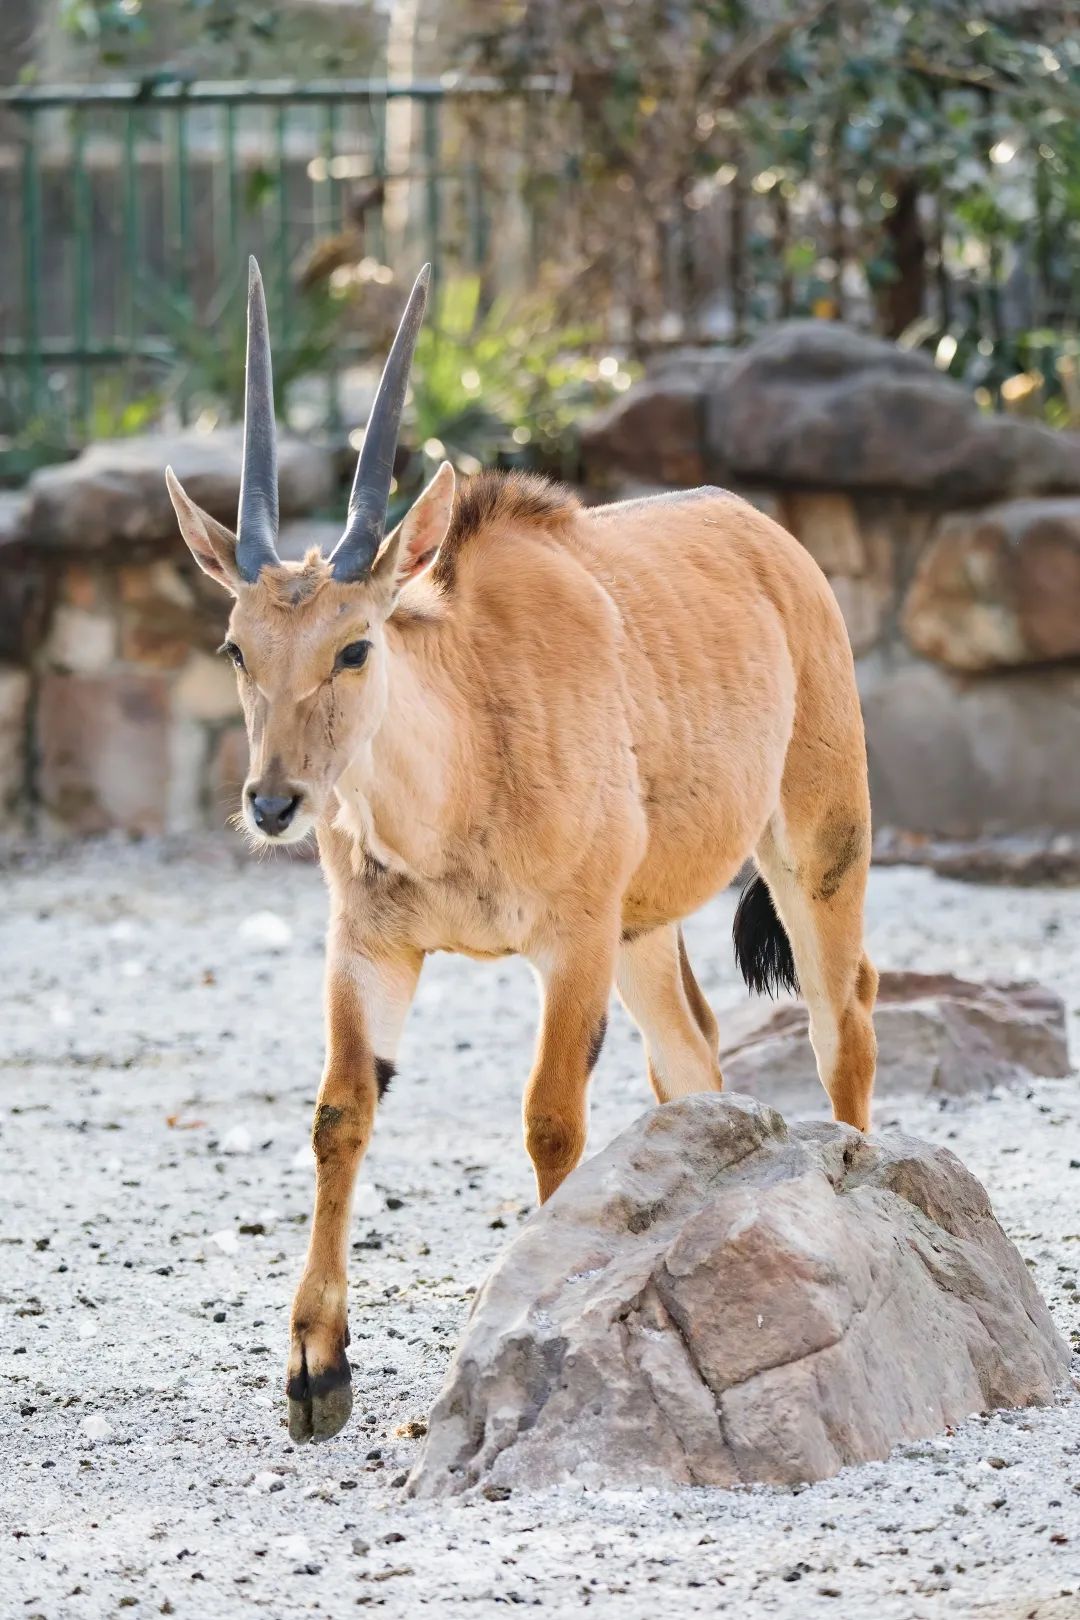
[371,460,455,602]
[166,466,243,592]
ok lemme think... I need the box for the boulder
[860,657,1080,836]
[117,558,226,669]
[24,429,337,551]
[928,837,1080,888]
[580,376,706,488]
[0,491,51,664]
[37,671,171,836]
[873,830,1080,887]
[720,972,1070,1112]
[408,1096,1068,1496]
[173,652,241,723]
[579,324,1080,505]
[706,323,1080,500]
[0,665,30,814]
[776,491,897,654]
[0,490,27,547]
[902,498,1080,671]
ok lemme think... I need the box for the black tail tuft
[732,872,799,998]
[374,1057,396,1099]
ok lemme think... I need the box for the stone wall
[0,428,336,837]
[582,322,1080,838]
[3,326,1080,841]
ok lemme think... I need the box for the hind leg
[755,820,877,1131]
[677,928,720,1059]
[617,924,723,1101]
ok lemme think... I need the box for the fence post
[123,107,140,357]
[276,103,290,349]
[73,107,92,429]
[21,106,43,421]
[423,95,441,290]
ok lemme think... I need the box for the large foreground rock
[721,971,1070,1113]
[24,429,336,550]
[408,1097,1068,1496]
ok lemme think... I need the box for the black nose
[250,792,301,837]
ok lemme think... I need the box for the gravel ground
[2,839,1079,1620]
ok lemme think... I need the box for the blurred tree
[465,1,1080,348]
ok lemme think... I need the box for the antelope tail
[732,872,799,998]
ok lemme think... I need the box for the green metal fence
[0,75,565,448]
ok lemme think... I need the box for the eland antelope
[166,259,878,1443]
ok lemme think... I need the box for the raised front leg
[287,941,421,1442]
[525,929,617,1204]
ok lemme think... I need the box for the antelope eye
[220,640,245,670]
[336,640,371,671]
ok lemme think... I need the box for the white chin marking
[244,810,316,848]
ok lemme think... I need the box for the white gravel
[2,839,1078,1619]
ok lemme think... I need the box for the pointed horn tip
[248,255,264,292]
[416,262,432,288]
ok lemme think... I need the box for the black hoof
[286,1348,353,1443]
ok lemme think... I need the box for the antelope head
[167,258,455,845]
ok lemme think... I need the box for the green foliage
[7,266,627,478]
[134,268,342,421]
[409,276,628,474]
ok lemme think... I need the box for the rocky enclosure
[4,320,1080,837]
[408,1095,1070,1498]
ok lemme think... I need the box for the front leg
[525,927,617,1204]
[287,941,421,1442]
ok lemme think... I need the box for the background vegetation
[4,0,1080,484]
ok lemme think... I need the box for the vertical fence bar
[929,85,951,332]
[932,183,951,331]
[175,99,190,280]
[524,92,541,279]
[468,143,487,273]
[422,95,441,289]
[328,97,344,235]
[980,89,1005,392]
[314,101,335,239]
[369,89,385,260]
[1034,147,1051,332]
[123,107,140,357]
[774,187,792,318]
[728,147,747,344]
[173,98,191,423]
[73,107,92,429]
[225,101,239,257]
[322,98,341,235]
[827,120,846,322]
[276,103,290,351]
[21,106,44,421]
[319,98,342,430]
